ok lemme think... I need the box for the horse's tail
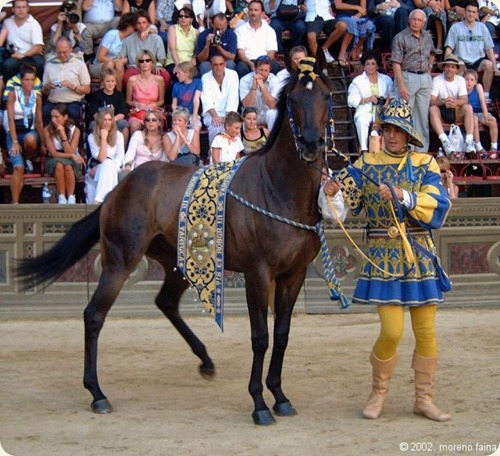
[15,206,102,290]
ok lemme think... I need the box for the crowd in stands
[0,0,499,204]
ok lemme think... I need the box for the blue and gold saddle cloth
[177,158,247,331]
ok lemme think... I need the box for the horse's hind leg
[155,256,215,378]
[83,269,129,414]
[266,269,307,417]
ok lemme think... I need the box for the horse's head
[286,57,334,163]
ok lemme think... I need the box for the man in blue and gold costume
[326,99,452,422]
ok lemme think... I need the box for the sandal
[338,58,349,68]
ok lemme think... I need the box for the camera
[54,81,63,88]
[212,29,222,46]
[377,97,386,107]
[8,43,18,53]
[65,12,80,23]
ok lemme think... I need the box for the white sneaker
[465,139,476,153]
[441,138,455,156]
[323,49,335,64]
[58,194,67,204]
[67,195,76,204]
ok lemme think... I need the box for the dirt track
[1,309,499,456]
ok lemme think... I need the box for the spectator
[4,65,44,204]
[436,156,459,198]
[120,10,171,91]
[391,9,434,152]
[334,0,376,67]
[171,61,202,125]
[88,68,130,146]
[368,0,413,45]
[2,0,44,81]
[165,7,199,79]
[122,0,157,26]
[447,0,467,27]
[196,12,237,75]
[122,109,167,177]
[2,57,42,104]
[235,0,281,78]
[429,54,476,155]
[240,55,280,130]
[48,0,93,61]
[464,68,498,156]
[304,0,338,63]
[264,0,307,55]
[88,13,136,91]
[445,1,498,104]
[81,0,121,45]
[414,0,448,54]
[163,107,201,165]
[479,0,500,41]
[43,104,84,204]
[276,44,307,87]
[126,50,166,134]
[157,0,176,51]
[42,36,91,126]
[347,50,393,153]
[86,107,125,204]
[210,111,244,164]
[201,54,240,143]
[241,106,270,155]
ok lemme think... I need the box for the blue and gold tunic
[340,150,451,307]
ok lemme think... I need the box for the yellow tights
[373,305,438,360]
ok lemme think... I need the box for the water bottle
[437,147,445,158]
[42,182,52,204]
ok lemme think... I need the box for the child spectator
[171,61,202,128]
[43,103,84,204]
[210,111,244,164]
[88,68,130,146]
[86,107,125,204]
[464,69,498,158]
[163,107,201,165]
[436,156,459,199]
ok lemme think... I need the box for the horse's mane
[256,68,334,156]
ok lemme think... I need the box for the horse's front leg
[266,269,307,417]
[245,272,276,425]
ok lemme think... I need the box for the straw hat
[376,98,424,148]
[437,54,466,71]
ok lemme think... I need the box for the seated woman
[163,107,201,165]
[44,104,84,204]
[88,13,136,91]
[241,106,269,155]
[5,65,44,204]
[86,108,125,204]
[122,109,167,177]
[347,50,393,153]
[165,7,199,79]
[126,50,166,135]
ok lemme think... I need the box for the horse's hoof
[273,401,297,417]
[91,398,113,414]
[199,364,216,380]
[252,409,277,426]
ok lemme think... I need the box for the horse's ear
[315,46,326,73]
[284,49,293,73]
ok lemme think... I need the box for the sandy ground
[1,309,499,456]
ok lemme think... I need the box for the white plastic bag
[447,124,464,152]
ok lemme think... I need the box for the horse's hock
[1,200,500,318]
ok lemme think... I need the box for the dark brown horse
[16,57,335,425]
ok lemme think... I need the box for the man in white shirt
[235,0,281,78]
[82,0,122,44]
[2,0,44,81]
[201,55,240,144]
[304,0,340,63]
[240,56,280,130]
[429,54,475,155]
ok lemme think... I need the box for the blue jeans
[6,129,40,168]
[270,17,307,54]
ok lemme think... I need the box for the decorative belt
[368,227,430,239]
[404,70,427,75]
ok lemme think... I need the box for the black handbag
[276,3,300,20]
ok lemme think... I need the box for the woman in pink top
[122,109,167,176]
[126,50,165,134]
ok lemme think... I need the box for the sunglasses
[178,14,192,18]
[145,117,160,122]
[138,58,152,63]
